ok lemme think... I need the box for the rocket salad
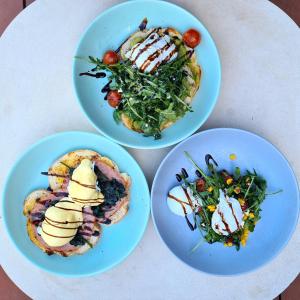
[167,153,281,251]
[79,18,201,139]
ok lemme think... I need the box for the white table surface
[0,0,299,299]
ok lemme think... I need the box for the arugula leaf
[86,52,194,139]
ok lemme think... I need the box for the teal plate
[2,131,150,277]
[73,0,221,149]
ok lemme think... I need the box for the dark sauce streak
[168,194,190,206]
[101,80,112,93]
[185,215,195,231]
[45,218,80,230]
[71,196,103,202]
[41,227,75,239]
[79,72,106,78]
[168,193,195,231]
[227,202,241,230]
[140,42,170,72]
[45,216,93,225]
[218,210,231,234]
[138,17,148,31]
[181,168,189,179]
[181,187,193,208]
[176,174,182,182]
[133,35,160,65]
[41,172,96,189]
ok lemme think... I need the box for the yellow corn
[207,186,213,192]
[243,214,248,221]
[241,228,249,246]
[238,198,245,205]
[249,212,255,219]
[224,242,233,247]
[226,178,233,185]
[229,153,237,160]
[207,205,216,212]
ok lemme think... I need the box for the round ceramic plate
[151,128,299,275]
[2,131,150,277]
[73,0,221,149]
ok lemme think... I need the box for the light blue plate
[151,128,299,275]
[73,0,221,149]
[2,131,150,277]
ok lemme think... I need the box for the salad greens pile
[177,152,279,251]
[88,52,193,139]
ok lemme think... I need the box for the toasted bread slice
[108,173,131,225]
[24,189,101,256]
[119,27,201,133]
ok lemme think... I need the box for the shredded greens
[88,52,193,139]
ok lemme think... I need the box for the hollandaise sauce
[40,198,83,247]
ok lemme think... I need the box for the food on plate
[23,150,131,256]
[23,190,101,256]
[167,152,280,250]
[182,29,201,48]
[79,18,202,139]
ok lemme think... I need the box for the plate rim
[2,130,151,277]
[72,0,221,149]
[151,127,300,276]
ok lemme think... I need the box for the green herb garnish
[88,52,193,139]
[178,153,281,251]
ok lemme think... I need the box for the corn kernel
[243,214,248,221]
[238,198,245,205]
[226,178,233,185]
[249,212,255,219]
[207,186,213,192]
[229,153,237,160]
[207,205,216,212]
[224,242,233,247]
[240,228,249,246]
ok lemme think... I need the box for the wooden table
[0,1,299,299]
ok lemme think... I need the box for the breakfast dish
[167,152,280,251]
[23,149,130,256]
[80,18,201,139]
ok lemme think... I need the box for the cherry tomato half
[103,50,119,65]
[107,90,122,108]
[182,29,201,48]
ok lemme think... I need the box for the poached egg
[211,190,244,236]
[125,31,178,73]
[68,159,104,207]
[40,198,83,247]
[167,185,201,216]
